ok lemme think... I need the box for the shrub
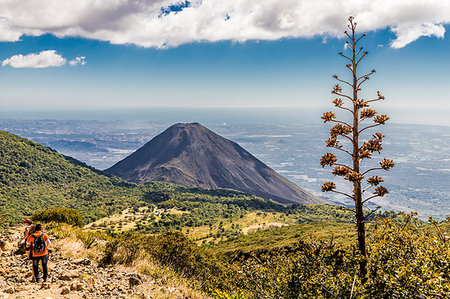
[32,208,84,227]
[101,231,225,290]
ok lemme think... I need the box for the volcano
[105,123,327,205]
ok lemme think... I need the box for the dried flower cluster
[320,153,337,167]
[380,158,395,170]
[321,181,336,192]
[321,111,336,122]
[333,98,343,107]
[367,176,384,186]
[326,138,338,147]
[330,124,352,138]
[374,115,389,124]
[332,166,350,176]
[345,171,364,182]
[360,108,377,119]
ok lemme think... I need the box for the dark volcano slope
[106,123,328,205]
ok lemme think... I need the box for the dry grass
[242,222,288,234]
[54,238,101,260]
[122,257,209,299]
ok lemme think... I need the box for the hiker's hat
[24,219,31,224]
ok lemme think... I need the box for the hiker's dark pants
[32,254,48,281]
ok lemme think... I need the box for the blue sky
[0,1,449,124]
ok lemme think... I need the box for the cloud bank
[0,0,448,48]
[1,50,86,68]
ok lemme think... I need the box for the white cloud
[69,56,87,66]
[1,50,87,68]
[390,23,445,49]
[0,0,449,48]
[1,50,66,68]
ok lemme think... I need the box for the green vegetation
[0,130,142,226]
[101,231,226,290]
[91,214,448,298]
[216,216,449,298]
[212,222,356,258]
[32,208,84,227]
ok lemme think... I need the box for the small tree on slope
[320,16,395,283]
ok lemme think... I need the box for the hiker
[18,219,34,253]
[26,223,51,283]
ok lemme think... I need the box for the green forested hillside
[0,130,143,225]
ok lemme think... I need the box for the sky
[0,0,450,124]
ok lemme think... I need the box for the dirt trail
[0,233,200,299]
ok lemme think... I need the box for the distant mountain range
[106,123,327,205]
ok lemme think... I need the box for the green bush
[32,208,84,227]
[101,231,225,290]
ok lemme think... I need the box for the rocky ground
[0,233,205,299]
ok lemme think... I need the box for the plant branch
[363,205,381,218]
[356,52,368,66]
[333,92,353,101]
[365,98,382,103]
[335,77,352,87]
[340,134,354,143]
[357,77,369,89]
[362,195,379,204]
[339,52,352,62]
[330,189,355,200]
[337,106,354,113]
[332,146,353,157]
[359,123,382,134]
[339,206,357,214]
[362,167,383,176]
[345,31,352,39]
[330,119,352,127]
[346,64,354,73]
[356,47,363,57]
[362,185,373,194]
[358,72,375,81]
[335,163,354,171]
[356,34,367,44]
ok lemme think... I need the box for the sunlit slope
[0,130,140,225]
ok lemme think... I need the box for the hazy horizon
[1,106,450,127]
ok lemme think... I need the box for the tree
[320,16,395,283]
